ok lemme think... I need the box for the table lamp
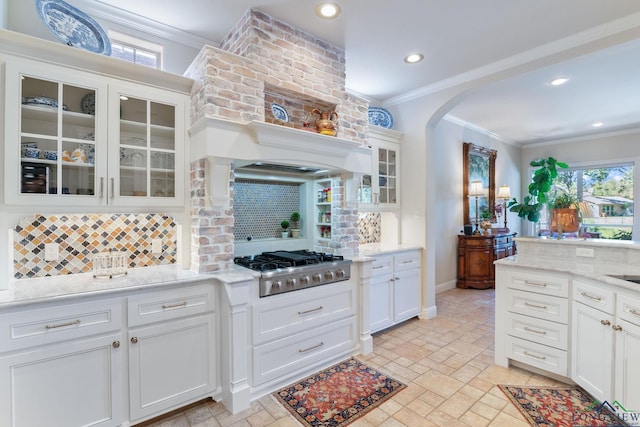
[497,185,512,231]
[469,180,484,235]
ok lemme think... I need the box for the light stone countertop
[496,254,640,293]
[358,243,423,256]
[0,264,258,309]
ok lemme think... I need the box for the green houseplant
[290,212,301,238]
[280,220,290,238]
[507,157,568,223]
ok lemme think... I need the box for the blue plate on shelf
[36,0,111,55]
[368,106,393,129]
[271,103,289,123]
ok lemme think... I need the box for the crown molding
[79,1,214,49]
[443,114,518,147]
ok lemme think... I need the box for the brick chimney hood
[185,9,372,175]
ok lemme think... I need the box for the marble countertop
[515,236,640,250]
[358,243,423,256]
[496,255,640,293]
[0,265,256,309]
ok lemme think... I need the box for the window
[538,163,634,239]
[108,31,163,70]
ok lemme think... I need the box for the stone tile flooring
[137,287,567,426]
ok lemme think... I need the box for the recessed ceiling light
[592,122,604,128]
[316,3,341,19]
[404,53,424,64]
[550,77,569,86]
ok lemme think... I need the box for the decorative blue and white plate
[368,107,393,129]
[35,0,111,55]
[271,103,289,123]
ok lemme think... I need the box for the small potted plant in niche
[550,192,580,234]
[507,157,569,224]
[290,212,301,238]
[280,220,290,238]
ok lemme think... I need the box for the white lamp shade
[469,180,484,197]
[497,185,512,199]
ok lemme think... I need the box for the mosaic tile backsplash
[13,213,178,279]
[234,179,301,241]
[359,212,381,244]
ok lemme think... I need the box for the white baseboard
[436,279,456,294]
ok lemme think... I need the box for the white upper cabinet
[4,55,187,208]
[358,127,402,210]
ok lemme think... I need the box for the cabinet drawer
[128,284,215,327]
[505,312,569,350]
[505,269,569,297]
[252,316,356,386]
[573,279,615,314]
[252,282,355,345]
[0,299,122,352]
[394,251,421,271]
[371,254,393,276]
[505,288,568,323]
[617,293,640,327]
[506,335,568,376]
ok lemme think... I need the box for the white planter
[291,229,300,238]
[281,231,289,238]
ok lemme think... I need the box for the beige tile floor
[137,287,567,427]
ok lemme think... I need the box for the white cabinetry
[0,280,217,427]
[250,282,357,392]
[496,266,569,376]
[0,299,123,427]
[4,55,186,208]
[572,279,640,408]
[358,127,402,210]
[127,284,217,422]
[369,249,421,333]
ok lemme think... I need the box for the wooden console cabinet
[457,233,516,289]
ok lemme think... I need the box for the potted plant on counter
[280,220,290,238]
[550,192,580,233]
[507,156,568,223]
[290,212,301,238]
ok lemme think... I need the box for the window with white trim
[108,31,163,70]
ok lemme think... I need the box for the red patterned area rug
[499,385,632,426]
[273,358,406,427]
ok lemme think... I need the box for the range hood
[190,117,372,175]
[234,161,328,176]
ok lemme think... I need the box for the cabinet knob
[131,337,138,344]
[112,341,120,348]
[612,324,623,331]
[601,320,611,326]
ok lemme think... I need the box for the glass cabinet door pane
[21,77,58,137]
[358,175,373,203]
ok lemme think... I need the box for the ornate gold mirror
[463,142,497,225]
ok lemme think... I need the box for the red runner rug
[499,384,632,426]
[273,358,406,427]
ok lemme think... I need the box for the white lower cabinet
[250,282,357,390]
[0,333,122,427]
[0,281,217,427]
[128,314,216,421]
[369,250,421,333]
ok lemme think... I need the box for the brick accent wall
[185,9,370,270]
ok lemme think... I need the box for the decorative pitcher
[312,109,338,136]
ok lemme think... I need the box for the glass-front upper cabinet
[109,84,184,207]
[358,127,402,210]
[4,59,108,206]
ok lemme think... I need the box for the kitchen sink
[607,274,640,284]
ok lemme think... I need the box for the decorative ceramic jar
[312,109,338,136]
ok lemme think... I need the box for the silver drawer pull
[524,351,547,360]
[162,301,188,309]
[524,301,548,310]
[524,326,547,335]
[298,306,323,315]
[524,280,547,288]
[401,260,414,264]
[45,319,81,329]
[580,292,602,301]
[298,342,324,353]
[630,309,640,317]
[373,265,384,270]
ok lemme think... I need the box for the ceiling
[92,0,640,144]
